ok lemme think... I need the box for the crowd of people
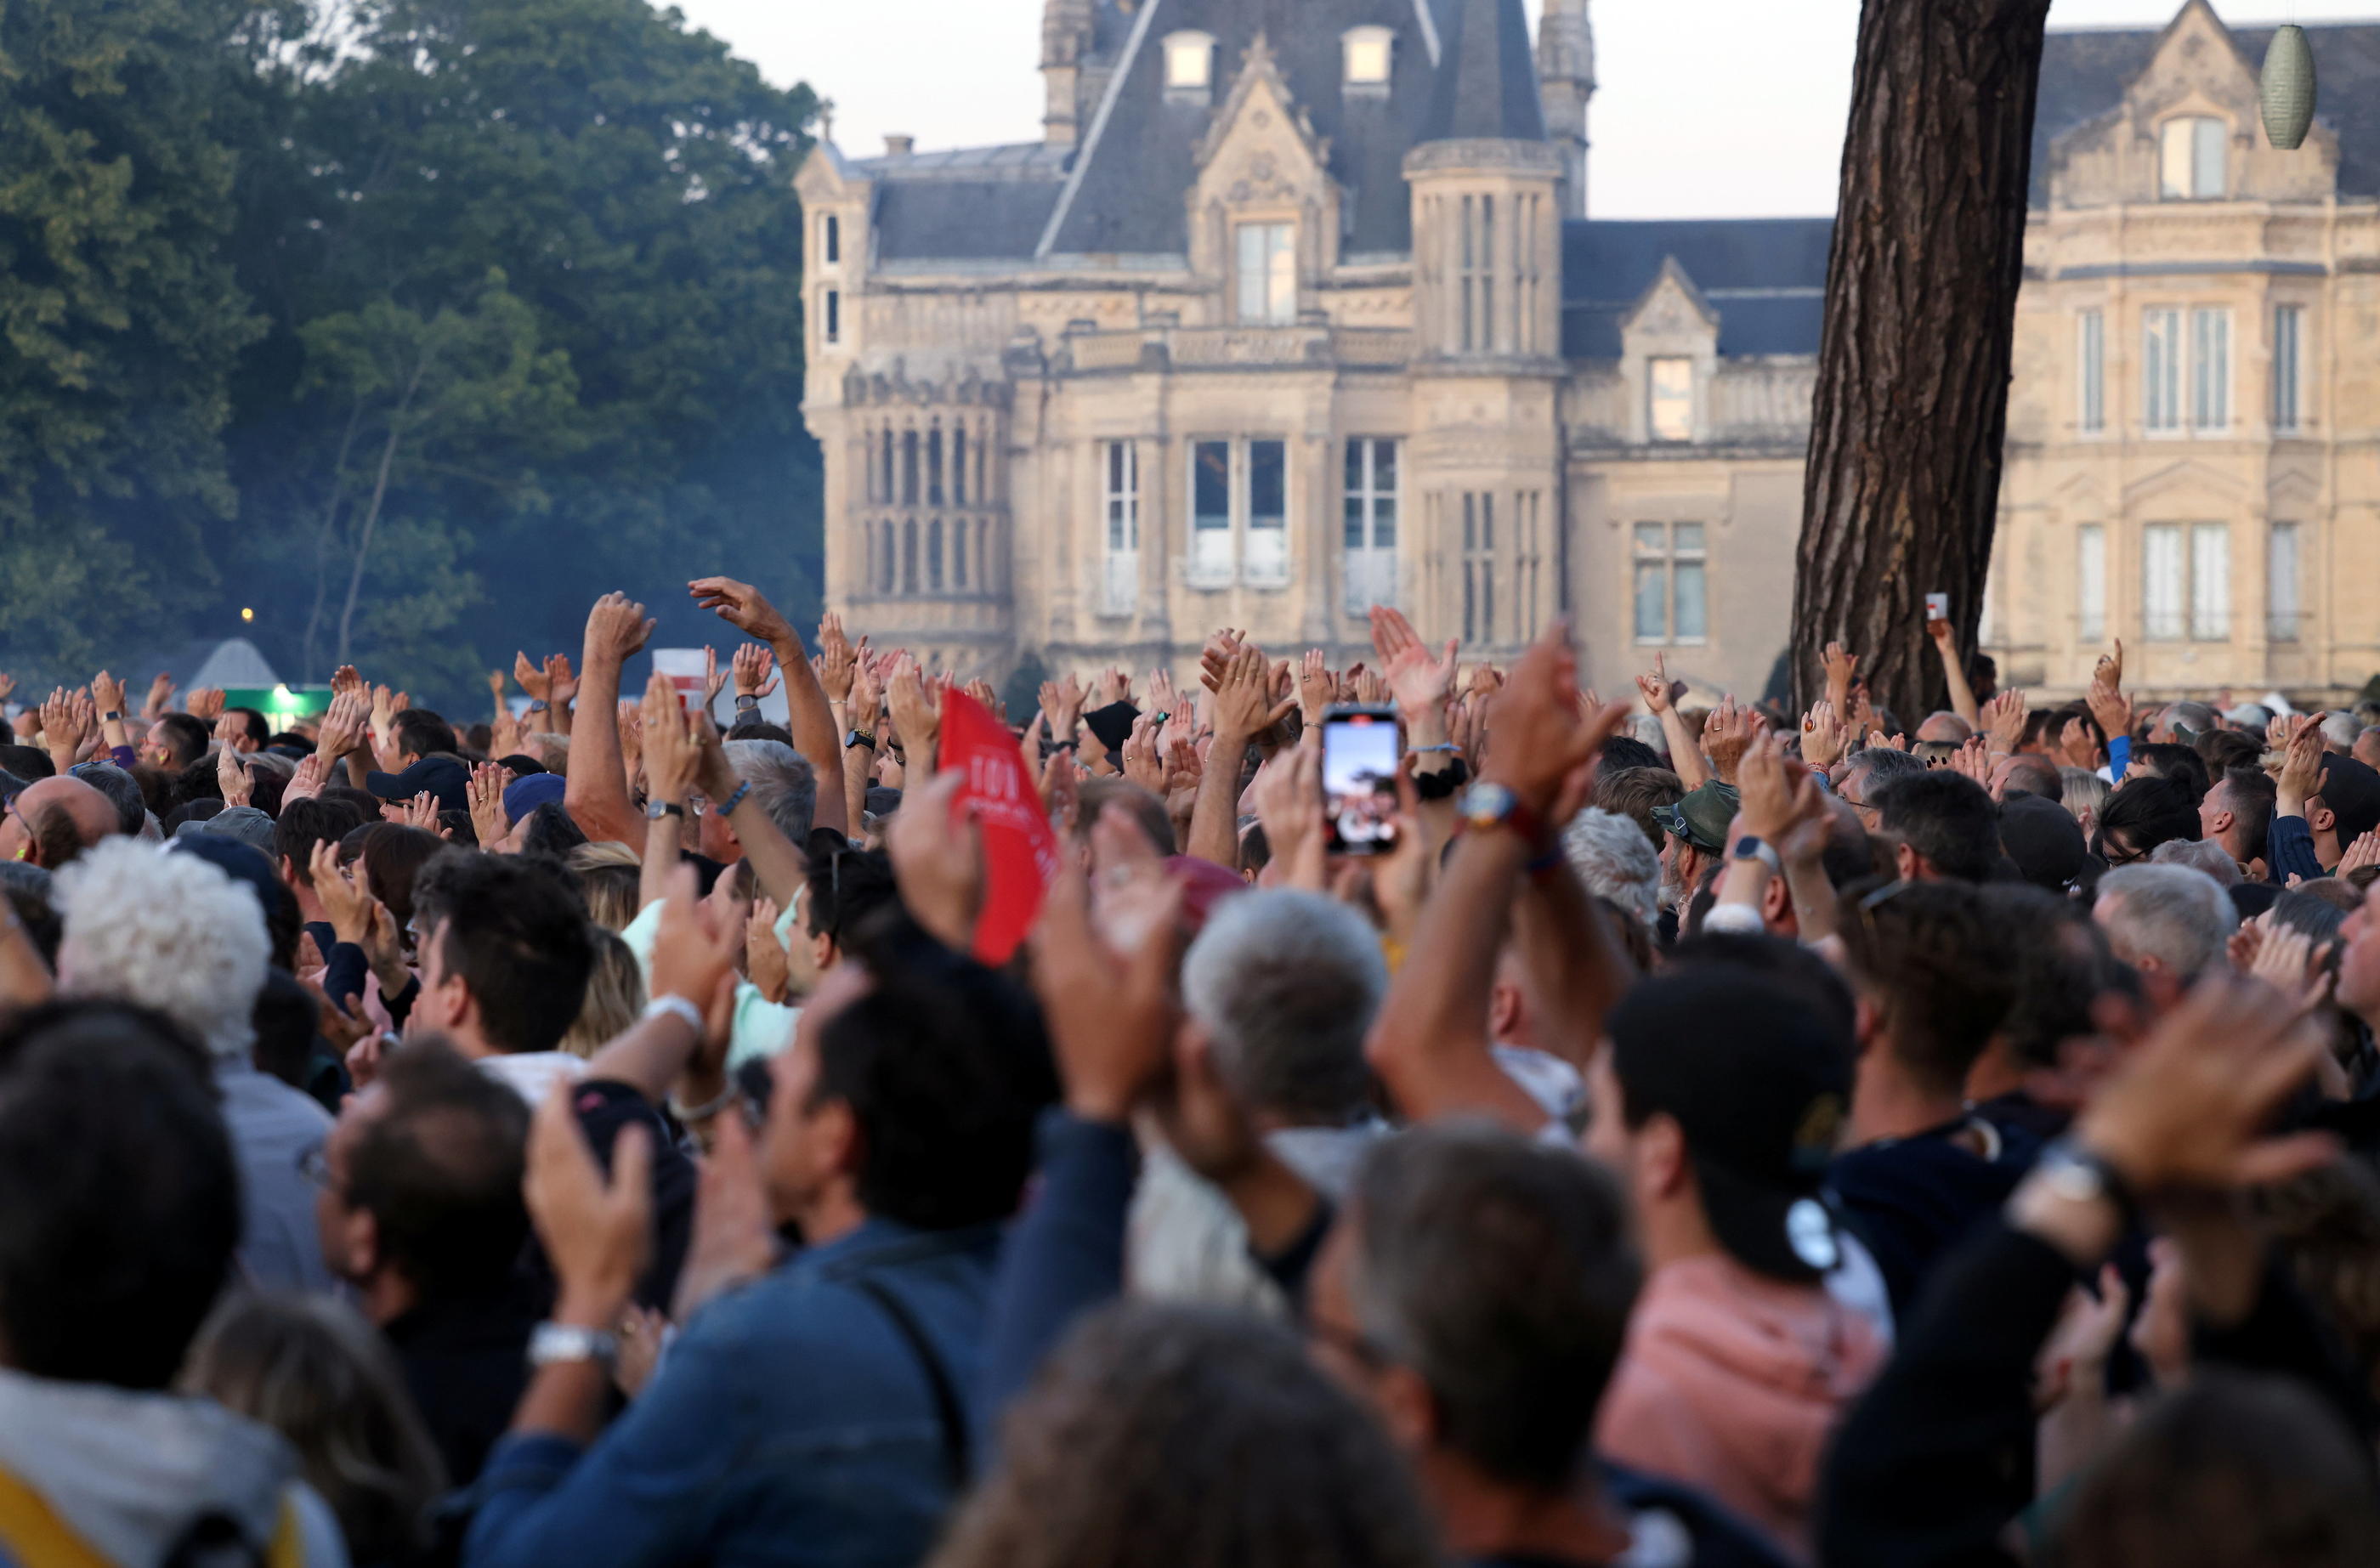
[4,580,2380,1568]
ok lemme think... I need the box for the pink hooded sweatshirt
[1596,1254,1886,1563]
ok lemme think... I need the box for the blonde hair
[182,1293,445,1564]
[560,926,646,1058]
[568,842,643,931]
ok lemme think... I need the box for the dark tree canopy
[1791,0,2054,722]
[0,0,824,704]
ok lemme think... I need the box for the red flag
[936,687,1058,965]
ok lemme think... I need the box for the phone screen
[1323,708,1402,855]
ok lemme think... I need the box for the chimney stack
[884,133,915,157]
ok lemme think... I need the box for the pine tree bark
[1791,0,2053,722]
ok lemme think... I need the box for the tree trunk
[1790,0,2052,724]
[336,358,427,668]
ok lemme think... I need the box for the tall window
[1458,195,1496,352]
[2269,523,2301,642]
[926,428,944,507]
[2078,310,2105,433]
[1244,440,1288,585]
[1344,439,1398,614]
[1462,494,1497,644]
[820,214,840,268]
[2190,308,2230,431]
[900,430,920,504]
[1648,358,1694,443]
[2159,116,2226,200]
[1101,440,1138,616]
[1633,523,1707,644]
[2143,309,2183,432]
[822,290,841,346]
[952,427,967,506]
[2143,523,2229,641]
[1236,224,1295,325]
[1191,441,1232,586]
[2274,304,2305,433]
[2077,524,2107,644]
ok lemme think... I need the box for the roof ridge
[1035,0,1165,258]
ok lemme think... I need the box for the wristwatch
[529,1322,619,1370]
[735,693,761,711]
[2034,1138,2141,1231]
[1458,782,1546,847]
[1731,835,1782,874]
[646,799,686,822]
[527,699,550,715]
[844,729,876,751]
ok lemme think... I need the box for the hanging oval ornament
[2261,23,2316,150]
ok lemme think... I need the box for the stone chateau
[794,0,2380,704]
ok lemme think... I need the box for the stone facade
[795,0,2380,705]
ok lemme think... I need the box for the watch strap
[734,693,761,711]
[529,1321,619,1369]
[2042,1137,2142,1231]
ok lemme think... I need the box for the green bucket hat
[1650,780,1740,854]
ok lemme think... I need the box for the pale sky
[675,0,2379,218]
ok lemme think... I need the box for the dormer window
[1163,31,1214,99]
[1344,26,1394,89]
[2159,116,2226,200]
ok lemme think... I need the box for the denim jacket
[464,1219,1000,1568]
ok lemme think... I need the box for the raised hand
[2248,922,2337,1019]
[1799,699,1850,772]
[1635,651,1674,715]
[641,670,701,807]
[315,690,369,760]
[88,671,126,720]
[1822,641,1860,711]
[746,897,791,1005]
[0,672,13,705]
[285,751,332,804]
[385,792,442,833]
[2279,713,2326,813]
[185,688,226,722]
[886,655,940,763]
[40,688,91,767]
[1211,645,1295,743]
[732,643,780,702]
[883,769,983,952]
[1250,744,1327,891]
[1296,648,1336,727]
[2075,973,2337,1194]
[1028,848,1185,1124]
[1984,688,2027,757]
[2339,830,2380,877]
[1120,712,1165,793]
[145,670,179,720]
[1949,735,1993,785]
[2086,641,2130,744]
[701,648,728,711]
[688,576,796,649]
[1702,697,1760,784]
[309,841,382,947]
[1039,673,1086,745]
[586,592,657,668]
[815,614,857,704]
[218,746,253,809]
[468,761,516,849]
[1093,665,1131,707]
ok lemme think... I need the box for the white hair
[722,738,817,846]
[2096,863,2236,982]
[2150,835,2241,887]
[2321,710,2360,749]
[1627,715,1669,761]
[54,838,269,1063]
[1561,807,1662,929]
[1180,890,1385,1123]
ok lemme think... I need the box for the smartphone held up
[1322,705,1402,856]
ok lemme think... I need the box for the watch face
[1461,783,1516,825]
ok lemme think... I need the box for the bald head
[3,777,120,869]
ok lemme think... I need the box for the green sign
[222,685,333,727]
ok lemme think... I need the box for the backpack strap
[0,1465,114,1568]
[843,1276,972,1491]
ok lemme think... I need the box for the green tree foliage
[0,0,276,677]
[0,0,822,704]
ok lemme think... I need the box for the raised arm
[1928,614,1981,729]
[1635,652,1707,789]
[564,593,656,846]
[689,577,847,840]
[1187,646,1291,870]
[1368,622,1629,1131]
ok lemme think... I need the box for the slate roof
[2033,18,2380,205]
[1040,0,1524,258]
[1561,218,1834,359]
[1424,0,1545,143]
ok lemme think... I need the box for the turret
[1538,0,1595,217]
[1041,0,1095,147]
